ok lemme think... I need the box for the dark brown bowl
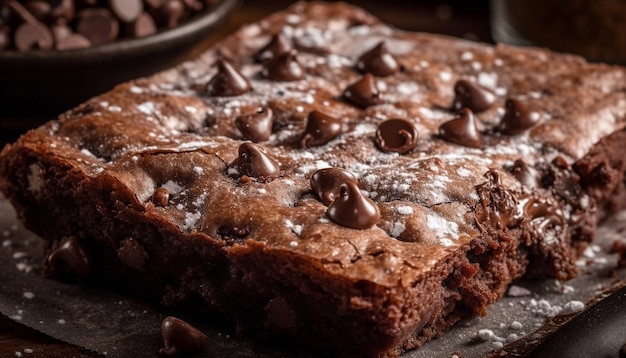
[0,0,240,121]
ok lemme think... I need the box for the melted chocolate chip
[229,142,280,181]
[498,98,541,135]
[155,0,185,28]
[262,49,305,82]
[356,41,400,77]
[117,237,148,270]
[438,108,482,148]
[452,80,496,113]
[300,111,343,148]
[375,118,418,154]
[254,33,291,63]
[310,167,358,206]
[235,107,273,143]
[508,159,540,188]
[206,59,251,97]
[152,187,170,207]
[327,181,380,229]
[159,316,209,356]
[343,73,383,108]
[46,236,91,279]
[14,22,54,51]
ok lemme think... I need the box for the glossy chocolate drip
[228,142,280,181]
[327,181,380,229]
[205,59,251,97]
[235,107,274,143]
[310,167,358,206]
[300,111,343,148]
[254,33,291,63]
[343,73,383,108]
[475,170,520,229]
[46,236,91,279]
[159,316,209,356]
[438,108,482,148]
[375,118,418,154]
[356,41,400,77]
[508,159,540,188]
[452,79,496,113]
[498,98,541,135]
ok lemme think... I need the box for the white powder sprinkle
[23,292,35,299]
[507,285,532,297]
[390,222,406,237]
[456,167,471,177]
[285,219,303,236]
[193,166,204,175]
[438,71,452,82]
[23,349,33,354]
[15,352,22,357]
[184,106,198,113]
[560,300,585,314]
[137,102,155,115]
[460,51,474,61]
[108,105,122,113]
[58,319,66,324]
[130,86,143,94]
[396,206,414,215]
[510,321,523,330]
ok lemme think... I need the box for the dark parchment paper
[1,196,624,357]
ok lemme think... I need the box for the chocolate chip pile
[0,0,221,51]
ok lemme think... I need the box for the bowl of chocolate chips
[0,0,239,120]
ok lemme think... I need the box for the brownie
[2,2,626,357]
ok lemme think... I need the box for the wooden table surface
[0,1,491,356]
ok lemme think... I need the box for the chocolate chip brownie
[2,2,626,357]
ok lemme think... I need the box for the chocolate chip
[0,27,10,49]
[620,342,626,358]
[76,8,120,46]
[310,167,358,206]
[14,21,53,51]
[235,107,273,143]
[327,181,380,229]
[343,73,383,108]
[452,79,496,113]
[152,187,170,207]
[205,59,251,97]
[159,316,209,356]
[51,24,72,42]
[508,159,540,188]
[56,33,90,49]
[498,98,541,135]
[300,111,343,148]
[375,118,418,154]
[229,142,280,181]
[438,108,482,148]
[117,237,148,270]
[262,49,305,82]
[126,12,157,38]
[356,41,400,77]
[108,0,143,23]
[46,236,91,279]
[254,33,291,63]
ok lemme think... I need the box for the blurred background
[0,0,492,144]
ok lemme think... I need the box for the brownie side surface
[2,2,626,357]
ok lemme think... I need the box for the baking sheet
[0,196,624,357]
